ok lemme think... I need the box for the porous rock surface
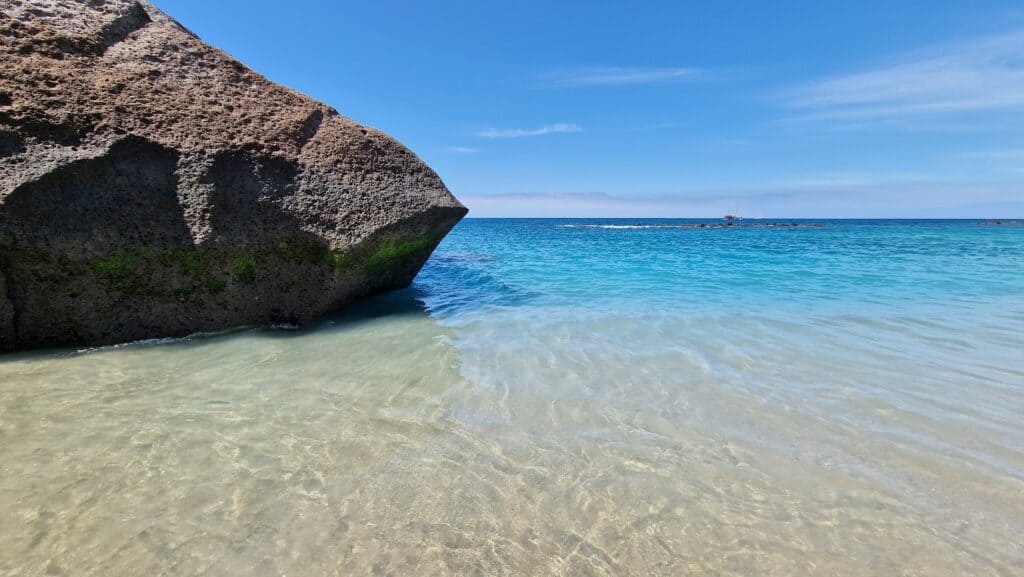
[0,0,467,350]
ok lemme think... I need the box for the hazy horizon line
[458,216,1023,220]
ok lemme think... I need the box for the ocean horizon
[3,218,1022,576]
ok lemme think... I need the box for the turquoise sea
[2,219,1023,576]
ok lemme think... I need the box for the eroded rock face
[0,0,467,350]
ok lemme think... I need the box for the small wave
[560,223,725,230]
[74,329,238,354]
[432,252,497,263]
[560,222,824,230]
[561,224,661,229]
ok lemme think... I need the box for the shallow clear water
[2,219,1023,576]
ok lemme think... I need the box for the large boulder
[0,0,467,351]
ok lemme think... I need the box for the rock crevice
[94,1,152,55]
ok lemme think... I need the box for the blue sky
[158,0,1024,217]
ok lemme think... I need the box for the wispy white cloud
[476,123,583,139]
[459,178,1024,218]
[779,172,932,189]
[956,148,1024,161]
[540,67,701,87]
[782,28,1024,122]
[445,146,479,153]
[953,148,1024,173]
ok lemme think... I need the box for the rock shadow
[0,135,191,258]
[201,150,304,247]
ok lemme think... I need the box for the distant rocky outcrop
[0,0,467,351]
